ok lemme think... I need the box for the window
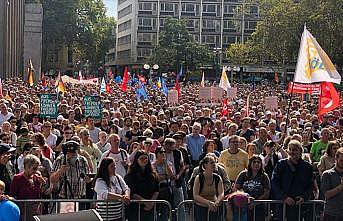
[224,5,238,14]
[118,0,128,5]
[203,19,215,29]
[182,3,194,12]
[137,33,156,43]
[117,49,131,59]
[118,5,132,19]
[118,20,131,33]
[139,2,152,11]
[137,48,152,58]
[203,4,216,13]
[245,21,257,30]
[250,5,259,16]
[138,18,157,30]
[160,3,174,12]
[118,34,131,45]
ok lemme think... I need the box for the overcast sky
[104,0,117,17]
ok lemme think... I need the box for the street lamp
[144,64,159,84]
[213,48,222,80]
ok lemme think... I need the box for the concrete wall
[23,3,43,83]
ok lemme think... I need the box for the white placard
[265,96,278,111]
[227,87,237,99]
[168,89,178,105]
[199,87,212,100]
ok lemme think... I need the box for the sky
[104,0,117,18]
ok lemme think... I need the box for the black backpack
[188,173,220,199]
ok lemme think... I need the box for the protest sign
[39,94,58,118]
[168,89,178,105]
[199,87,212,100]
[84,96,103,119]
[265,96,278,111]
[227,87,237,99]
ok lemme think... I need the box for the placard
[84,96,103,119]
[211,87,224,101]
[227,87,237,99]
[265,96,278,111]
[39,94,58,118]
[199,87,212,100]
[168,90,178,105]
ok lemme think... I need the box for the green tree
[226,42,258,66]
[150,18,213,71]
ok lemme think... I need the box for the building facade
[0,0,25,79]
[115,0,259,67]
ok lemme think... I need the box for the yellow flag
[27,59,34,86]
[56,73,66,93]
[219,67,231,91]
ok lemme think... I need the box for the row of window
[138,2,258,16]
[118,0,128,5]
[118,34,131,45]
[118,5,132,19]
[138,17,256,31]
[118,20,131,33]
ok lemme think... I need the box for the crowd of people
[0,77,342,221]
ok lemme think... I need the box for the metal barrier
[13,199,172,221]
[175,199,325,221]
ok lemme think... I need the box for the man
[237,117,255,142]
[100,134,129,178]
[0,144,16,195]
[0,103,14,127]
[86,116,101,143]
[321,147,343,221]
[252,127,269,154]
[41,121,57,151]
[310,128,330,163]
[271,140,314,220]
[125,121,142,146]
[186,122,205,167]
[220,123,238,149]
[149,115,164,143]
[219,135,248,182]
[50,141,90,200]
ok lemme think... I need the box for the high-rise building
[115,0,259,68]
[0,0,25,79]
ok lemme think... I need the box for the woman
[1,122,17,146]
[317,141,340,175]
[32,132,54,161]
[124,150,159,221]
[79,128,102,173]
[246,143,257,159]
[10,155,46,221]
[193,155,224,221]
[199,140,220,161]
[94,157,130,221]
[234,155,270,221]
[302,131,313,153]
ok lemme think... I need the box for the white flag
[219,67,231,91]
[200,72,205,87]
[294,26,341,84]
[100,77,106,93]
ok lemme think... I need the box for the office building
[115,0,259,67]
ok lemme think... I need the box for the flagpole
[285,81,295,134]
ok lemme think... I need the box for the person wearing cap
[0,144,16,195]
[50,140,90,201]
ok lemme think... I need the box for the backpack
[188,173,220,199]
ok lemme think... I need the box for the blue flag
[161,77,168,96]
[136,81,148,102]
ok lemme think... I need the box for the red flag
[287,82,321,94]
[41,73,47,87]
[108,69,113,79]
[121,67,129,92]
[318,82,340,117]
[174,79,181,98]
[274,72,279,83]
[106,84,112,93]
[221,98,229,116]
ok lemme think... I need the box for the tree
[247,0,343,67]
[149,18,213,71]
[226,42,258,66]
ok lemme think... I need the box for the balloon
[115,76,122,84]
[0,200,20,221]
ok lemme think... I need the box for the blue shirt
[186,134,205,161]
[0,200,20,221]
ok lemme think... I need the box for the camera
[61,140,80,155]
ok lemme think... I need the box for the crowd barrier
[175,199,325,221]
[12,198,325,221]
[13,199,172,221]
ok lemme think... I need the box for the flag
[318,82,340,117]
[274,72,279,83]
[56,73,66,93]
[107,69,113,79]
[287,82,321,94]
[175,66,182,98]
[121,67,129,92]
[294,26,341,84]
[161,77,168,96]
[78,71,83,81]
[157,78,162,89]
[106,84,112,93]
[100,77,106,93]
[219,67,231,91]
[136,81,148,102]
[200,72,205,87]
[41,73,47,87]
[138,74,146,84]
[27,59,34,86]
[221,98,229,116]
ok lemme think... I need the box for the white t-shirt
[100,149,129,178]
[46,133,57,147]
[220,135,230,149]
[0,112,14,126]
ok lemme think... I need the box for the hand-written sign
[84,96,103,119]
[39,94,58,118]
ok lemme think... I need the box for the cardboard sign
[265,96,278,111]
[227,87,237,99]
[168,89,178,105]
[39,94,58,118]
[199,87,212,100]
[84,96,103,119]
[211,87,224,101]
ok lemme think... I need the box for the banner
[168,89,178,105]
[265,96,278,112]
[288,82,321,94]
[39,94,58,118]
[62,75,99,85]
[84,96,103,119]
[199,87,223,103]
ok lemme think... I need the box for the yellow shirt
[219,149,248,181]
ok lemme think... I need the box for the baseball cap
[0,144,16,155]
